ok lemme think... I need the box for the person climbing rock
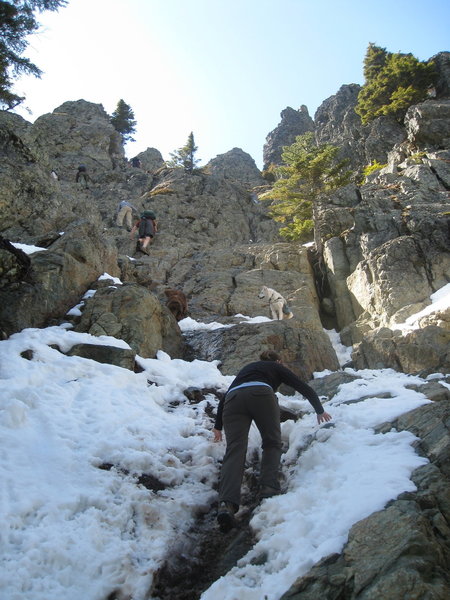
[130,210,157,254]
[213,350,332,532]
[75,164,90,188]
[116,200,138,231]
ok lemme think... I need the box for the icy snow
[1,278,447,600]
[392,282,450,332]
[11,242,47,254]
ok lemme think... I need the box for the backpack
[141,210,156,220]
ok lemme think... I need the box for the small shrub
[361,161,387,183]
[279,218,314,242]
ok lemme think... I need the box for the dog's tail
[283,302,294,319]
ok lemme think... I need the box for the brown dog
[164,288,188,321]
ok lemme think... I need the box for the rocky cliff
[1,52,449,598]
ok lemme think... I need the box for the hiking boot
[259,485,281,500]
[217,501,237,532]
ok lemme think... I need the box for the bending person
[213,350,332,532]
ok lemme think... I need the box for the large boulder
[184,319,339,380]
[405,99,450,149]
[351,322,450,374]
[74,282,183,359]
[346,237,433,326]
[134,147,165,173]
[0,222,119,336]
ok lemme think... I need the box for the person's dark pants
[219,385,282,509]
[138,219,154,238]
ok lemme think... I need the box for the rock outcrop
[30,99,126,178]
[280,378,450,600]
[315,99,450,374]
[74,281,183,359]
[207,147,265,188]
[133,147,165,173]
[263,105,314,169]
[315,83,406,172]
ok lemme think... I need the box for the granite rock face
[30,99,126,179]
[207,147,265,188]
[0,99,339,373]
[315,98,450,374]
[263,105,314,170]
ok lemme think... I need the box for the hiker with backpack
[213,350,332,532]
[116,200,138,231]
[130,210,157,254]
[75,164,90,188]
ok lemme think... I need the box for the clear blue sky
[12,0,450,168]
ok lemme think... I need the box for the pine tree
[168,132,200,173]
[0,0,67,109]
[262,132,350,242]
[363,42,388,81]
[110,99,137,143]
[355,44,436,124]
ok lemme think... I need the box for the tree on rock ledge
[0,0,67,109]
[355,43,436,124]
[168,132,200,173]
[110,99,137,143]
[262,132,350,243]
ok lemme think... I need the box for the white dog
[258,286,294,320]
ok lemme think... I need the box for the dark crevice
[429,165,450,191]
[307,246,339,331]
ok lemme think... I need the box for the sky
[11,0,450,168]
[2,244,450,600]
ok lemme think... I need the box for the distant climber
[75,164,90,188]
[130,210,157,254]
[116,200,138,231]
[164,288,188,321]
